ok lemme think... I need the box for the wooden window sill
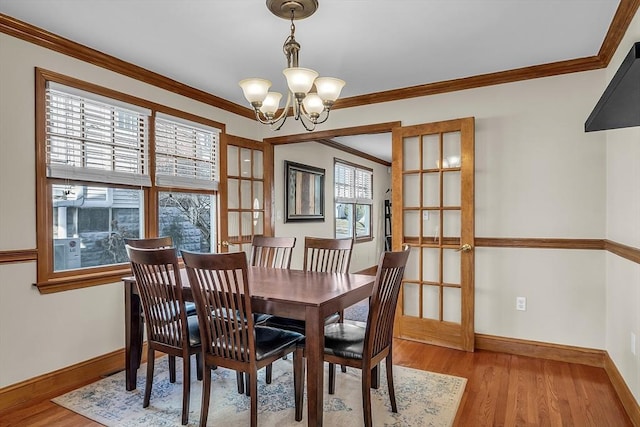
[35,267,132,294]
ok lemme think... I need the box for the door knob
[220,240,230,247]
[456,243,472,252]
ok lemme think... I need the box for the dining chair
[182,251,305,427]
[322,248,410,427]
[264,236,353,334]
[125,245,202,426]
[249,235,296,269]
[303,236,353,274]
[249,235,296,385]
[125,236,197,383]
[264,236,354,374]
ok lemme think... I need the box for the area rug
[53,357,466,427]
[343,300,369,322]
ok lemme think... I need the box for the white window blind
[45,82,151,187]
[155,113,219,191]
[335,162,373,204]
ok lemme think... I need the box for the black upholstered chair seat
[255,326,304,360]
[212,325,303,361]
[208,307,271,325]
[264,312,341,335]
[323,321,367,359]
[185,301,197,316]
[254,313,273,324]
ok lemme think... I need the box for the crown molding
[1,0,639,116]
[0,13,253,119]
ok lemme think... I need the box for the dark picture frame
[284,160,325,222]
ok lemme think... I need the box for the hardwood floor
[0,339,633,426]
[393,339,633,427]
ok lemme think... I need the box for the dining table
[123,265,376,427]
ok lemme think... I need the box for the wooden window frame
[35,68,225,293]
[333,158,374,243]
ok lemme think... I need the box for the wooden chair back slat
[365,248,410,358]
[249,236,296,269]
[183,251,255,363]
[126,246,187,349]
[303,237,353,273]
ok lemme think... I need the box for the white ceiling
[0,0,621,162]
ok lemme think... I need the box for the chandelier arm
[270,116,289,131]
[298,115,316,132]
[313,109,331,125]
[253,109,278,125]
[298,101,330,125]
[293,99,302,121]
[264,92,294,131]
[294,108,317,131]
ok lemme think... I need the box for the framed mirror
[284,160,325,222]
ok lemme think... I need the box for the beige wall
[288,71,608,349]
[604,9,640,404]
[0,32,263,387]
[1,7,639,406]
[273,142,390,272]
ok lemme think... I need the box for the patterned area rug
[53,357,466,427]
[343,300,369,322]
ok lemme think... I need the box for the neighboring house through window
[38,70,221,290]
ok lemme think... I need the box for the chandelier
[239,0,345,131]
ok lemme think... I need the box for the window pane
[355,204,371,238]
[334,160,374,241]
[52,184,143,271]
[155,116,219,190]
[46,86,150,186]
[334,163,354,199]
[335,203,353,239]
[158,191,215,253]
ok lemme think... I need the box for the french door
[392,118,475,351]
[219,134,273,253]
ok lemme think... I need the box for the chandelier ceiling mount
[267,0,318,20]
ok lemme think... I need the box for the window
[45,83,151,186]
[45,83,149,273]
[155,114,219,253]
[52,185,143,270]
[36,70,222,291]
[334,159,373,241]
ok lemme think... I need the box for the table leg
[305,307,324,427]
[125,281,143,391]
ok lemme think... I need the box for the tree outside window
[40,76,220,289]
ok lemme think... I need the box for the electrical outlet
[516,297,526,311]
[632,332,636,356]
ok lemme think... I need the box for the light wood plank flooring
[0,339,633,426]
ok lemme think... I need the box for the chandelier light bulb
[283,67,319,95]
[315,77,346,102]
[302,93,324,116]
[259,92,283,115]
[239,78,271,105]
